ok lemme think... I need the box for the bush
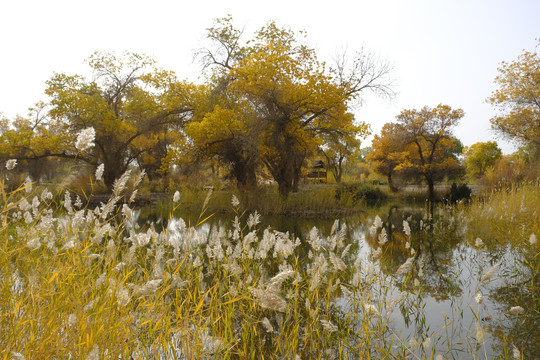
[445,183,472,203]
[334,183,387,206]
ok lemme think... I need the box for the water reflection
[135,202,536,358]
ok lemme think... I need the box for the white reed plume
[422,337,431,352]
[40,188,53,202]
[475,237,484,247]
[112,169,131,196]
[261,317,274,333]
[513,344,521,360]
[75,127,95,152]
[11,353,25,360]
[329,251,347,272]
[475,292,483,305]
[67,314,77,327]
[5,159,17,170]
[23,176,33,193]
[378,228,388,245]
[193,255,202,267]
[396,257,415,276]
[95,164,104,181]
[530,233,537,245]
[173,190,180,203]
[373,215,383,229]
[247,211,261,229]
[128,232,151,247]
[509,306,525,315]
[133,279,162,297]
[481,263,499,283]
[475,322,485,343]
[371,247,382,259]
[86,344,99,360]
[341,243,352,258]
[403,220,411,237]
[320,319,338,333]
[250,286,287,313]
[116,286,131,307]
[74,195,82,208]
[83,298,97,312]
[231,194,240,207]
[363,303,380,317]
[308,227,321,252]
[26,236,40,250]
[255,229,276,260]
[268,269,295,291]
[272,231,295,258]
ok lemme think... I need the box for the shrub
[334,183,387,206]
[445,183,472,203]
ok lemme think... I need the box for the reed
[0,171,537,359]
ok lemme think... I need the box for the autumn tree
[487,40,540,151]
[320,118,368,183]
[395,104,465,201]
[462,141,502,179]
[0,102,67,181]
[167,17,262,189]
[4,52,196,190]
[366,122,407,192]
[184,17,392,195]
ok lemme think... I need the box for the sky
[1,0,538,154]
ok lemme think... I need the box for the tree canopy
[365,122,407,191]
[0,52,196,190]
[368,105,465,200]
[487,40,540,151]
[0,17,392,195]
[175,17,391,195]
[463,141,502,180]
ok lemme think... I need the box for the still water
[136,202,535,358]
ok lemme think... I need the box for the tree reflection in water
[135,199,538,358]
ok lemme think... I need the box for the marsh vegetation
[0,172,538,359]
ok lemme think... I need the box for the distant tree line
[0,16,393,196]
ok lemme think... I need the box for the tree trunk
[335,156,344,184]
[426,175,435,202]
[277,163,295,196]
[387,173,398,192]
[102,155,129,192]
[233,161,257,191]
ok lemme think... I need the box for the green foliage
[463,141,502,180]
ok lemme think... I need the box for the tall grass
[153,183,386,218]
[461,179,540,357]
[0,173,537,359]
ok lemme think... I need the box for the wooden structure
[306,160,327,183]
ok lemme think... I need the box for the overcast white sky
[1,0,538,153]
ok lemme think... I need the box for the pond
[132,200,537,359]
